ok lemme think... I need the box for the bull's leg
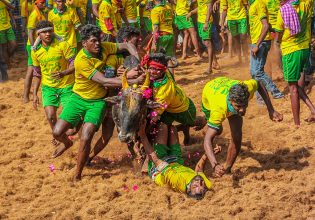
[88,116,115,164]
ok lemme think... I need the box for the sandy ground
[0,51,314,220]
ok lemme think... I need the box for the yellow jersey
[73,42,118,99]
[99,0,117,34]
[0,0,11,31]
[221,0,247,21]
[202,77,258,130]
[27,9,46,45]
[154,163,212,193]
[66,0,88,20]
[20,0,33,18]
[105,54,124,74]
[248,0,271,44]
[275,0,312,55]
[153,71,189,115]
[112,0,122,28]
[197,0,213,23]
[175,0,190,15]
[31,39,75,88]
[48,7,81,49]
[151,3,173,34]
[262,0,280,28]
[123,0,137,20]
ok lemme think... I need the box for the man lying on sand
[198,77,283,178]
[138,123,219,200]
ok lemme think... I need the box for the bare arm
[28,29,35,45]
[257,81,283,122]
[92,4,99,18]
[0,0,15,10]
[251,18,269,56]
[117,42,139,60]
[225,115,243,173]
[91,71,144,88]
[32,75,41,110]
[220,10,227,30]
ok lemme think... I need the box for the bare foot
[304,113,315,123]
[181,54,188,60]
[52,140,73,158]
[213,62,220,70]
[51,138,61,147]
[73,174,81,182]
[204,68,213,74]
[23,96,30,103]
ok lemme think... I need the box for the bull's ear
[146,100,162,109]
[104,96,121,104]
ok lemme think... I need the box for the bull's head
[105,70,160,143]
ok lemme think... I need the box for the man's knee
[53,125,64,138]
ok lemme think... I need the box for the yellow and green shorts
[227,18,247,37]
[137,16,153,32]
[160,98,196,126]
[198,22,212,41]
[0,27,16,44]
[156,34,175,56]
[41,84,73,108]
[59,93,107,129]
[282,48,310,82]
[175,15,194,30]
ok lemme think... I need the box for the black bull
[105,71,160,143]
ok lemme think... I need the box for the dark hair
[148,51,171,67]
[117,26,140,43]
[80,24,101,41]
[123,55,140,69]
[229,84,250,105]
[36,20,53,30]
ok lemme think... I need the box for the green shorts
[198,22,212,41]
[26,45,33,66]
[227,18,247,37]
[282,48,310,82]
[41,85,73,108]
[0,27,16,44]
[156,34,175,56]
[175,15,194,30]
[137,17,153,32]
[59,93,107,129]
[160,99,196,126]
[148,143,184,175]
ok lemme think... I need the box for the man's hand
[214,164,225,177]
[117,65,126,76]
[51,72,65,80]
[251,45,259,57]
[33,95,39,110]
[213,1,219,12]
[135,72,146,85]
[270,111,283,122]
[203,22,209,32]
[186,12,192,21]
[127,66,141,79]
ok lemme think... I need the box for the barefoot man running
[32,21,76,146]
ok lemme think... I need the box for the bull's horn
[141,71,150,90]
[122,69,129,89]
